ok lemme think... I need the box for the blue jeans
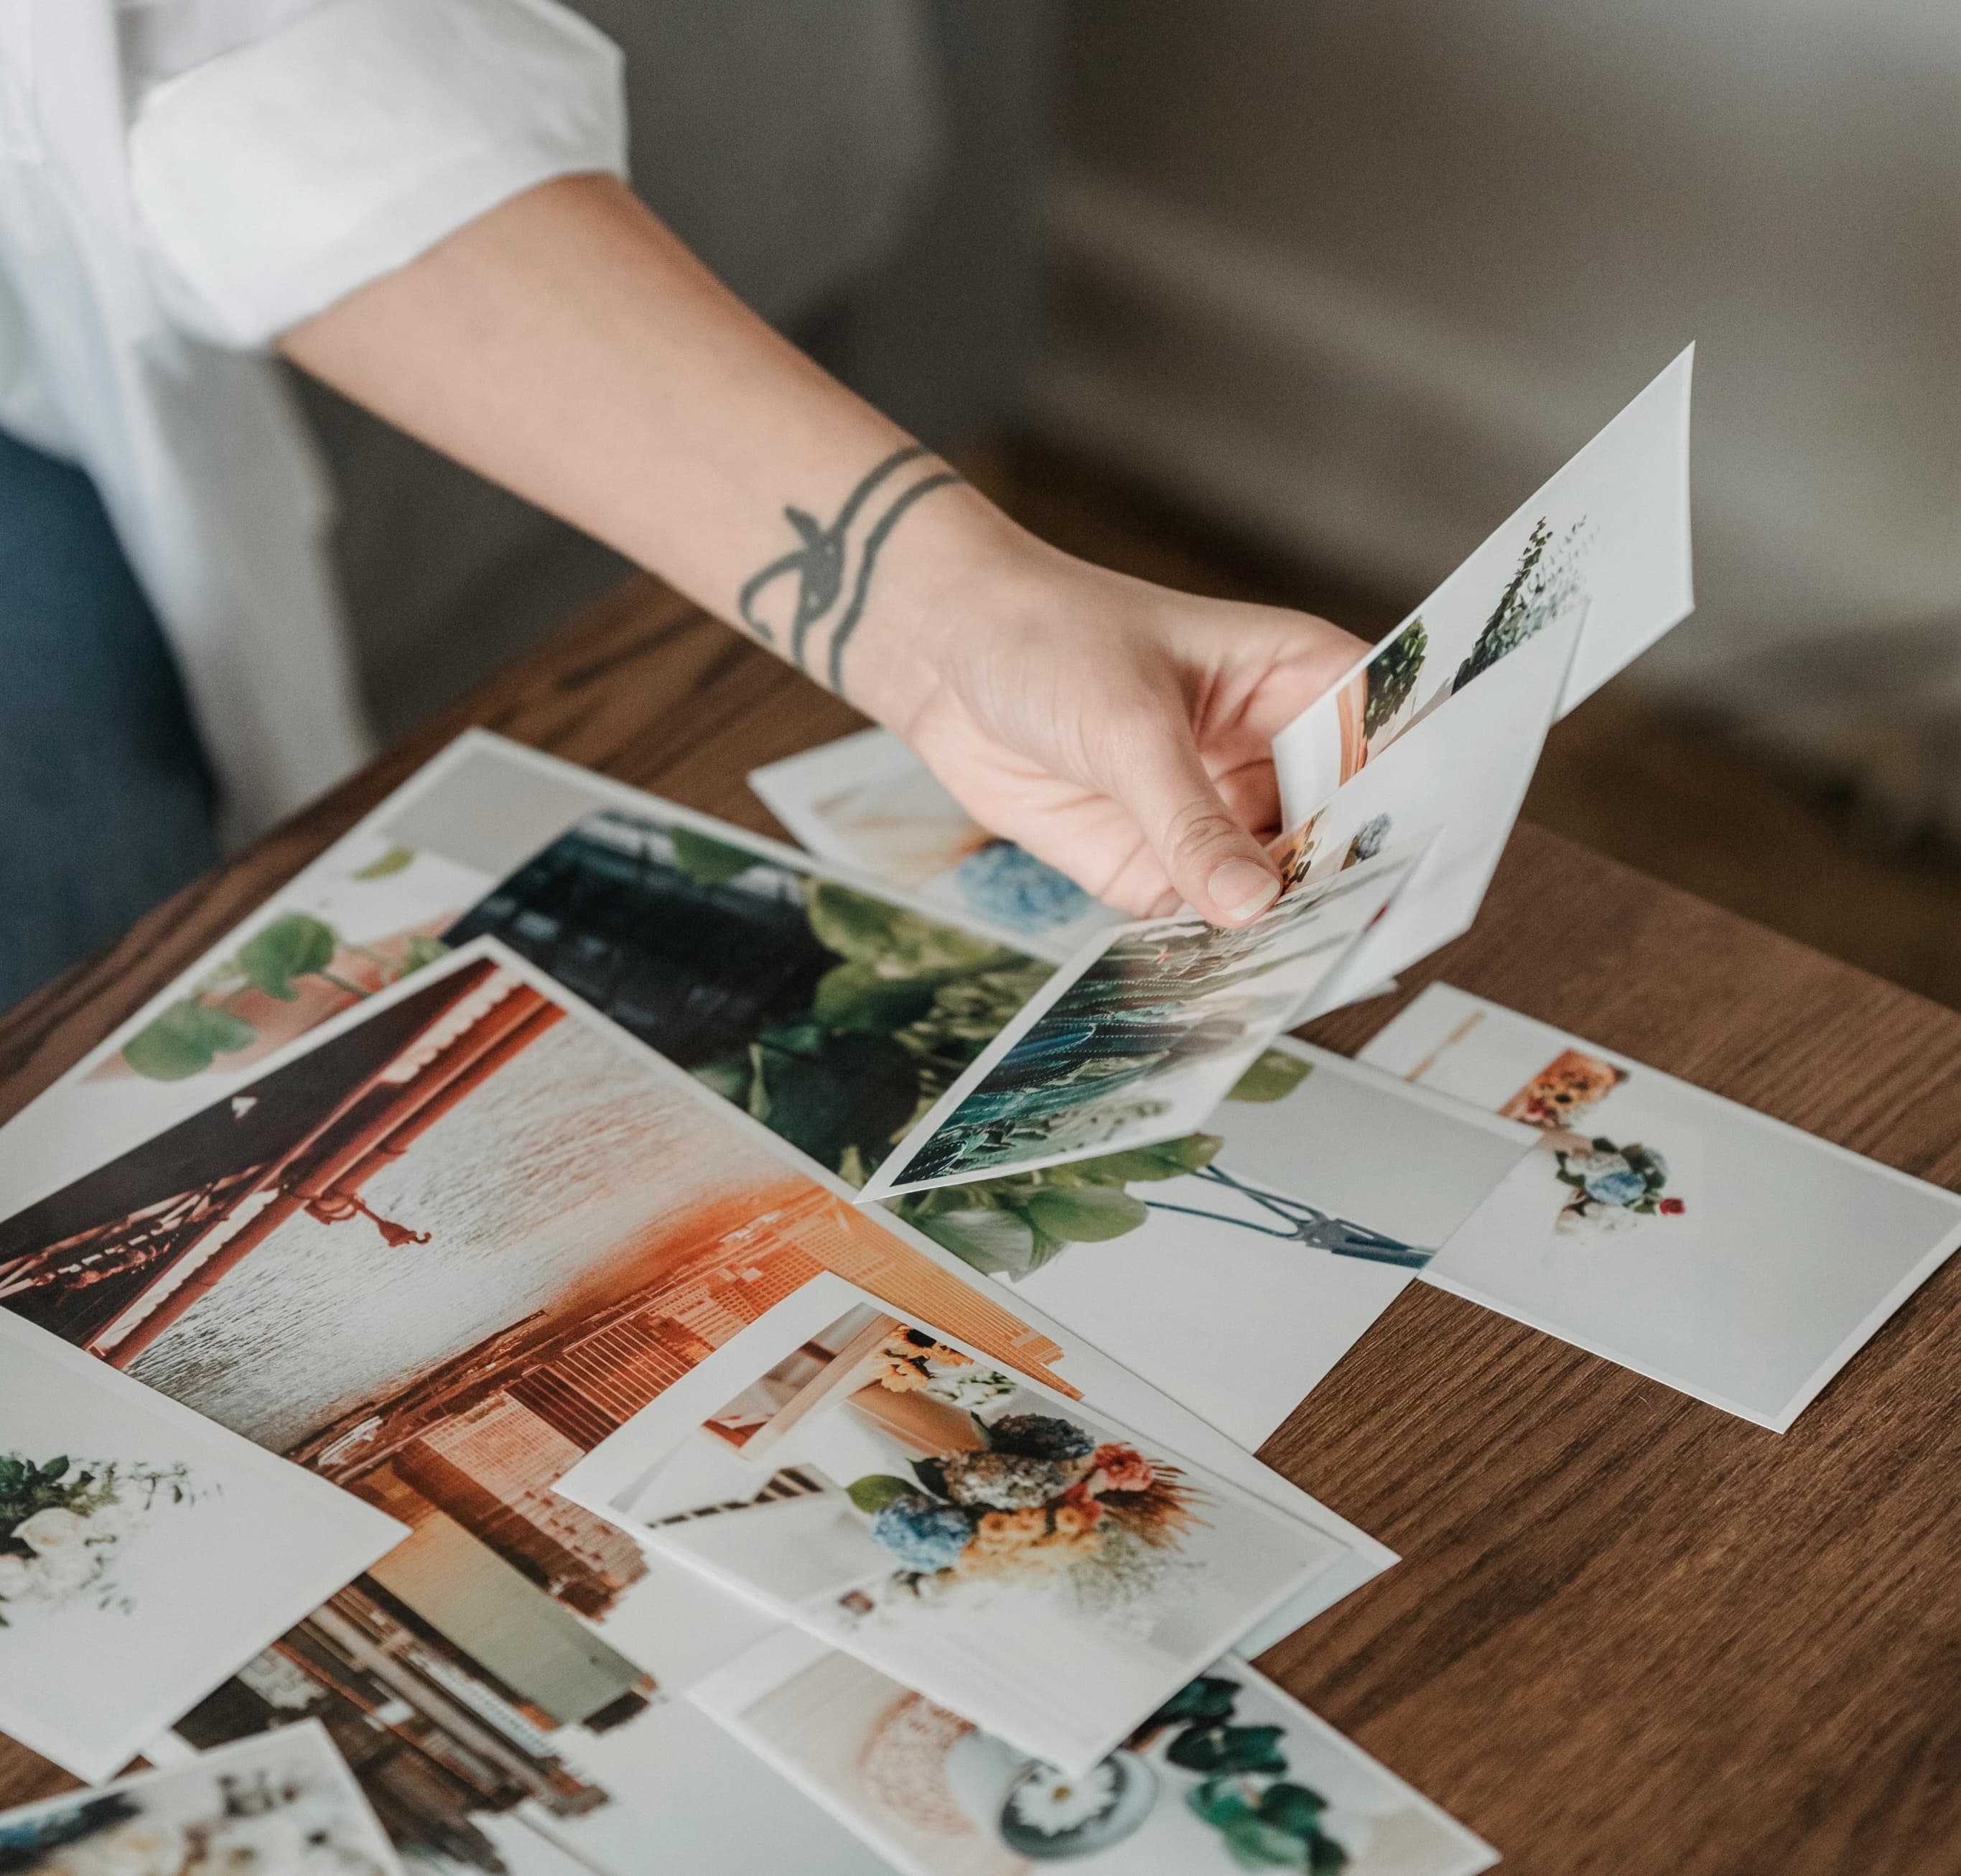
[0,428,220,1011]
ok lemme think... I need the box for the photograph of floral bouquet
[694,1630,1498,1875]
[607,1288,1343,1773]
[1547,1137,1683,1235]
[845,1406,1202,1605]
[0,1451,197,1625]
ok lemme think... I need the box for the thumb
[1114,721,1283,927]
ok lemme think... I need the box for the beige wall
[1042,0,1960,701]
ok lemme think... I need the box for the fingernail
[1208,858,1280,922]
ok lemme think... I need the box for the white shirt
[0,0,627,839]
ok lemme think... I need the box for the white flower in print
[14,1506,88,1551]
[1005,1760,1121,1836]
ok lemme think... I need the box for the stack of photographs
[19,345,1947,1876]
[0,940,1407,1872]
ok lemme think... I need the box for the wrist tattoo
[737,444,963,692]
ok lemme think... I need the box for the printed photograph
[749,729,1124,953]
[0,942,1068,1436]
[101,832,488,1092]
[169,1551,894,1876]
[1270,605,1585,1019]
[1364,985,1961,1430]
[0,1321,404,1783]
[862,850,1416,1201]
[445,800,1071,1189]
[0,1722,402,1876]
[695,1631,1497,1876]
[569,1282,1346,1775]
[1272,346,1692,832]
[0,832,494,1226]
[0,735,1047,1217]
[892,1041,1531,1449]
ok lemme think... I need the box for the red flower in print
[1056,1480,1107,1525]
[1659,1197,1686,1215]
[1089,1444,1155,1494]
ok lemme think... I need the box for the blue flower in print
[1580,1156,1647,1207]
[870,1494,974,1571]
[954,841,1094,935]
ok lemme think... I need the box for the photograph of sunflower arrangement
[579,1286,1346,1775]
[694,1630,1496,1875]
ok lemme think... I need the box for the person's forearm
[282,170,1366,926]
[280,173,1009,725]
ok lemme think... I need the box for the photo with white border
[694,1630,1497,1876]
[556,1271,1351,1775]
[0,1324,404,1783]
[1367,985,1961,1430]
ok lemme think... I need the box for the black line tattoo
[736,445,963,691]
[823,469,961,693]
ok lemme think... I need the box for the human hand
[844,501,1369,925]
[279,176,1360,911]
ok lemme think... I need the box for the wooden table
[6,577,1961,1871]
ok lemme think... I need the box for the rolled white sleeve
[126,0,628,347]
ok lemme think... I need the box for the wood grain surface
[6,577,1961,1870]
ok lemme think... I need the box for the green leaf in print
[905,1204,1052,1279]
[1187,1780,1257,1828]
[1257,1784,1330,1837]
[804,882,1007,976]
[236,913,338,1000]
[353,845,415,880]
[1363,619,1427,740]
[1221,1813,1316,1867]
[746,1026,921,1175]
[1228,1049,1313,1103]
[810,960,942,1033]
[669,826,763,888]
[1072,1133,1222,1184]
[401,933,450,974]
[1146,1674,1241,1729]
[122,999,260,1081]
[1218,1726,1290,1775]
[1020,1184,1150,1244]
[846,1475,918,1515]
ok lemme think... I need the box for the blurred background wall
[1046,0,1960,695]
[297,0,1961,1005]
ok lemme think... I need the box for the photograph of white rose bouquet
[0,1319,403,1782]
[0,1449,199,1624]
[561,1277,1347,1775]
